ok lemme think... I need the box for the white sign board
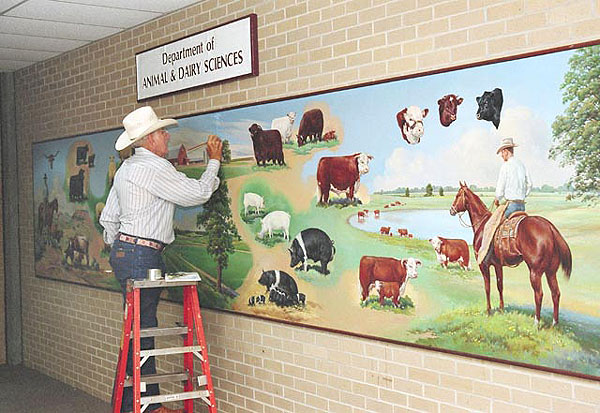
[136,14,258,100]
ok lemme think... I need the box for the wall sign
[33,41,600,381]
[136,14,258,100]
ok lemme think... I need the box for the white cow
[271,112,296,144]
[257,211,290,240]
[243,192,265,216]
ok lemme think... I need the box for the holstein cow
[249,124,285,166]
[476,88,503,129]
[297,108,324,146]
[289,228,335,275]
[396,105,429,144]
[429,236,471,270]
[257,211,290,240]
[243,192,265,216]
[437,94,463,127]
[316,153,373,204]
[271,112,296,144]
[359,256,422,302]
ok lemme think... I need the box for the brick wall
[14,0,600,411]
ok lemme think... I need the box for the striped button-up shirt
[100,147,220,245]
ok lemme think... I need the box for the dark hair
[506,147,514,154]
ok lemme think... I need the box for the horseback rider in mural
[477,137,532,265]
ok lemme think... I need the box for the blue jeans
[110,238,166,413]
[504,201,525,218]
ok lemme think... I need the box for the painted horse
[450,182,572,326]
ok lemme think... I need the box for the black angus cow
[76,144,89,165]
[258,270,299,306]
[69,169,85,201]
[297,109,324,146]
[476,88,503,129]
[248,124,285,166]
[289,228,335,275]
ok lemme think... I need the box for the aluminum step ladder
[112,279,217,413]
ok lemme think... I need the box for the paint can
[147,268,163,281]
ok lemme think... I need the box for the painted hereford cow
[396,105,429,144]
[316,153,373,204]
[428,236,471,270]
[359,256,422,302]
[369,281,404,307]
[437,94,463,127]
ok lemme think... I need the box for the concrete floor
[0,364,111,412]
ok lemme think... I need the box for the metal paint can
[147,268,163,281]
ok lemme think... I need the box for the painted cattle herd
[34,44,600,379]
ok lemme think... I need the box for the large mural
[33,43,600,380]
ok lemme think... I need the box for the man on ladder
[100,106,222,413]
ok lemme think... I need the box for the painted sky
[34,46,579,206]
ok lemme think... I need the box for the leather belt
[507,199,525,204]
[118,233,164,251]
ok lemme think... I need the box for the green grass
[177,162,254,180]
[361,295,415,314]
[239,179,294,247]
[412,305,585,366]
[284,139,339,155]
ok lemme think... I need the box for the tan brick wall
[13,0,600,411]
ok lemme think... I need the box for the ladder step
[141,345,203,357]
[141,390,211,405]
[140,326,188,338]
[132,279,199,289]
[124,372,189,387]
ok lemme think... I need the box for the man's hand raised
[207,135,223,161]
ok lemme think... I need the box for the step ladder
[112,279,217,413]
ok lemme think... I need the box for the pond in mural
[33,43,600,380]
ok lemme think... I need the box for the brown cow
[429,236,471,270]
[380,226,390,235]
[316,153,373,204]
[322,130,336,141]
[249,123,285,166]
[437,94,463,127]
[397,228,408,237]
[357,211,365,221]
[370,281,403,307]
[359,256,422,302]
[297,109,324,146]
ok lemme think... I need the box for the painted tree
[550,45,600,203]
[222,139,232,163]
[425,183,433,197]
[405,187,410,197]
[196,169,240,292]
[438,186,444,197]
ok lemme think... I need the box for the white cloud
[372,106,573,190]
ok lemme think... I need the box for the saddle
[493,212,527,266]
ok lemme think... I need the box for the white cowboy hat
[115,106,178,151]
[496,137,518,154]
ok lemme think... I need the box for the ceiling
[0,0,201,72]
